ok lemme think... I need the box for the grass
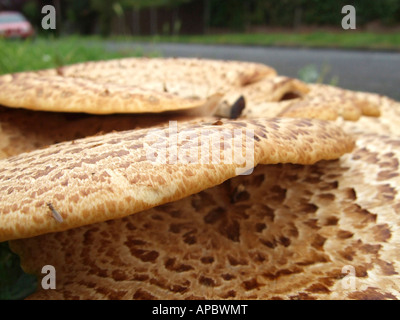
[117,31,400,51]
[0,35,155,75]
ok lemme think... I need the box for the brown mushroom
[0,117,354,242]
[10,127,400,300]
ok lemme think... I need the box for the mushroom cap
[216,76,310,117]
[339,88,400,136]
[0,106,205,159]
[0,58,275,115]
[0,83,377,161]
[0,117,354,242]
[242,83,381,121]
[9,130,399,300]
[0,72,207,114]
[57,57,276,90]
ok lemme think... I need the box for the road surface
[106,42,400,100]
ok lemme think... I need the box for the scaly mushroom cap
[0,106,208,159]
[0,83,376,160]
[0,118,354,241]
[9,131,399,300]
[216,76,310,117]
[0,58,275,115]
[0,73,208,114]
[57,57,276,91]
[339,88,400,136]
[242,83,381,121]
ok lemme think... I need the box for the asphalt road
[106,42,400,100]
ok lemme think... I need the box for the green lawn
[0,36,152,75]
[123,31,400,51]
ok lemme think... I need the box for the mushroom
[0,105,210,159]
[0,58,381,161]
[0,58,395,300]
[216,76,310,117]
[237,82,381,121]
[0,58,276,115]
[0,117,354,242]
[9,124,400,300]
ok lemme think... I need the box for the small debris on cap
[47,202,64,223]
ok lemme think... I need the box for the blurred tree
[208,0,400,30]
[89,0,191,36]
[122,0,190,35]
[18,0,400,36]
[22,0,41,29]
[65,0,97,34]
[356,0,400,26]
[209,0,247,31]
[90,0,114,36]
[0,0,27,10]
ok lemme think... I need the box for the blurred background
[0,0,400,300]
[0,0,399,99]
[1,0,400,37]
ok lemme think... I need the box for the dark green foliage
[18,0,400,36]
[208,0,400,29]
[0,242,37,300]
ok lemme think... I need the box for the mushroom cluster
[0,57,399,300]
